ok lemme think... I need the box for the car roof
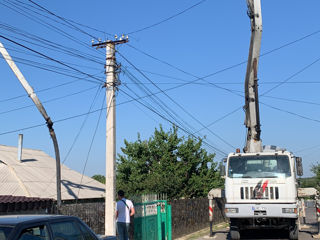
[0,215,77,226]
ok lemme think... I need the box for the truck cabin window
[228,155,291,178]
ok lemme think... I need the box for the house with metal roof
[0,144,105,201]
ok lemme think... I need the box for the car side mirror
[296,157,303,176]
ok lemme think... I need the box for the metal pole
[18,134,23,162]
[209,199,214,236]
[105,41,116,236]
[0,42,61,208]
[301,198,306,224]
[317,199,320,235]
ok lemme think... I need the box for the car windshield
[228,155,291,178]
[0,226,13,240]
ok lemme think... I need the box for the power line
[1,53,106,85]
[121,68,231,154]
[193,106,243,135]
[27,0,99,40]
[263,95,320,107]
[0,35,104,84]
[0,42,103,71]
[260,101,320,124]
[2,76,318,142]
[76,91,106,201]
[40,86,102,197]
[0,80,79,103]
[260,29,320,58]
[119,53,235,149]
[127,26,320,86]
[0,0,104,57]
[295,144,320,154]
[0,86,97,116]
[121,48,244,97]
[1,52,102,78]
[122,64,320,86]
[62,87,102,165]
[0,87,189,136]
[122,68,199,139]
[0,22,104,65]
[261,56,320,96]
[127,0,207,34]
[24,0,113,37]
[119,87,227,157]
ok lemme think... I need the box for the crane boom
[244,0,263,153]
[223,2,303,239]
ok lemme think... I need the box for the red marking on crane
[262,180,269,193]
[317,208,320,214]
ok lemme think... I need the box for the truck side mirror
[296,157,303,176]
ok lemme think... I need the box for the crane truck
[222,1,304,239]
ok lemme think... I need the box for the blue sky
[0,0,320,178]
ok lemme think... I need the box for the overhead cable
[119,54,235,149]
[0,35,104,84]
[128,0,207,34]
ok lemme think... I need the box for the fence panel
[53,197,225,239]
[170,198,225,239]
[58,202,105,235]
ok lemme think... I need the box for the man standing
[116,190,135,240]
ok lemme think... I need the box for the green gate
[134,200,172,240]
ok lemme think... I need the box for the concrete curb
[174,222,228,240]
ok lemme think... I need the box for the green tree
[311,163,320,190]
[92,174,105,184]
[299,177,318,188]
[116,125,224,200]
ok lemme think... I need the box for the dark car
[0,215,115,240]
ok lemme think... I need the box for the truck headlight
[282,208,297,214]
[225,208,239,214]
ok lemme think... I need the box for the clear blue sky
[0,0,320,178]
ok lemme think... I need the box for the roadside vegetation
[93,125,224,200]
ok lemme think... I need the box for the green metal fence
[134,200,172,240]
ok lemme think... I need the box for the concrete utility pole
[0,42,62,208]
[92,38,128,236]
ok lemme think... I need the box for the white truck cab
[223,147,303,239]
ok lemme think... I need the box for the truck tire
[289,225,298,240]
[230,230,240,240]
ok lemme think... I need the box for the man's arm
[115,202,119,219]
[130,206,135,216]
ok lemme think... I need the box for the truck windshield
[228,155,291,178]
[0,226,13,240]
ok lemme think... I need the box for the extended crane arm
[244,0,263,153]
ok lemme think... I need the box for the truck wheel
[289,225,298,240]
[230,230,240,240]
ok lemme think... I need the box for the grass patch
[175,222,229,240]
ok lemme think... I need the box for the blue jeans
[117,222,130,240]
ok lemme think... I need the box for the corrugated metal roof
[0,195,52,203]
[0,145,105,200]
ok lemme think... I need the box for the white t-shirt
[116,198,134,223]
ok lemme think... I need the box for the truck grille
[240,186,279,200]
